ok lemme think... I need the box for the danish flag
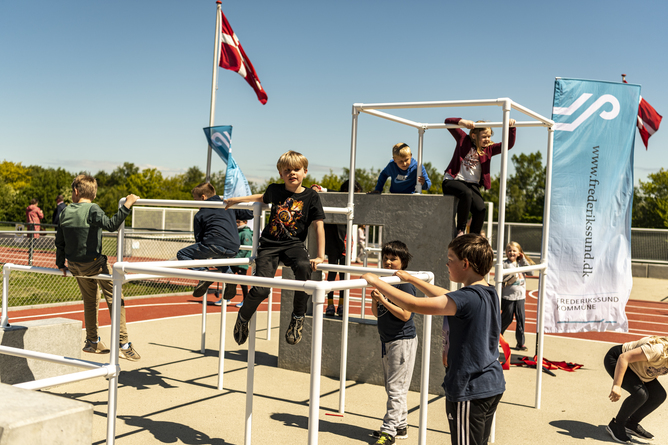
[219,11,267,105]
[622,75,662,149]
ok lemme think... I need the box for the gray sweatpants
[381,336,418,436]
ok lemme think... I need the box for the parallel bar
[0,345,105,370]
[358,108,422,129]
[355,98,505,110]
[14,366,112,391]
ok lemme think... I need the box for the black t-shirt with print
[261,183,326,244]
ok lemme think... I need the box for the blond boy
[225,150,325,346]
[371,142,431,194]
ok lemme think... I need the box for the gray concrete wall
[0,317,82,385]
[279,193,457,395]
[0,383,92,445]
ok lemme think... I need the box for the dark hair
[30,198,38,205]
[192,182,216,198]
[339,179,362,193]
[381,240,413,270]
[448,234,494,276]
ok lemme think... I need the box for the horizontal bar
[14,366,114,391]
[497,263,547,277]
[355,98,505,110]
[510,101,554,125]
[0,345,105,370]
[322,206,353,215]
[132,199,265,211]
[318,264,424,277]
[358,109,423,128]
[427,121,549,129]
[124,258,251,269]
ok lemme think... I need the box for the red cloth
[499,334,511,370]
[26,204,44,238]
[513,356,583,372]
[219,11,268,105]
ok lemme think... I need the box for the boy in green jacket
[55,174,140,361]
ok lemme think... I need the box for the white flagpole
[206,1,222,181]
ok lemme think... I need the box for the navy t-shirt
[261,184,326,244]
[376,282,417,343]
[442,284,505,402]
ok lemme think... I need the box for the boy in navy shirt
[177,182,253,299]
[371,143,431,194]
[363,234,505,445]
[370,241,417,445]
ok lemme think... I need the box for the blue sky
[2,1,667,187]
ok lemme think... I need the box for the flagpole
[206,1,223,181]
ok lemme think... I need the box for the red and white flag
[622,75,662,149]
[219,11,267,105]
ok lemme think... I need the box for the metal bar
[244,314,258,445]
[217,297,227,390]
[205,1,222,180]
[355,98,505,110]
[308,286,327,444]
[2,264,9,328]
[416,127,425,193]
[427,120,547,129]
[14,366,112,391]
[417,277,435,444]
[107,265,124,445]
[358,108,422,129]
[0,345,105,370]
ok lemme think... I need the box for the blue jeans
[176,243,236,273]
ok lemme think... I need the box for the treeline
[2,157,668,228]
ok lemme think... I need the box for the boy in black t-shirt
[363,234,505,445]
[369,241,417,445]
[225,150,325,345]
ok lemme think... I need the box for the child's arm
[363,271,457,316]
[91,194,139,232]
[370,290,380,318]
[224,194,264,210]
[310,219,325,270]
[370,164,391,194]
[610,347,648,402]
[419,163,431,191]
[372,288,412,322]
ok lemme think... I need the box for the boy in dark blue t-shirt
[369,241,417,445]
[363,234,505,445]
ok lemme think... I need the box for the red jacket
[443,117,517,190]
[26,204,44,238]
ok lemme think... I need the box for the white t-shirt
[446,148,481,184]
[623,337,668,382]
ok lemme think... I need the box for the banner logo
[553,93,620,131]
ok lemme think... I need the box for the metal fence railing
[0,229,197,309]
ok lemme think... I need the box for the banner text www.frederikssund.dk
[583,146,599,277]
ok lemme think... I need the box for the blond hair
[276,150,308,172]
[71,174,97,200]
[506,241,535,265]
[192,182,216,198]
[648,336,668,359]
[392,142,411,158]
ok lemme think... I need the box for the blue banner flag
[544,78,640,333]
[203,125,252,200]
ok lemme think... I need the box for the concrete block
[278,269,446,395]
[0,383,92,445]
[0,318,82,385]
[631,262,648,278]
[648,264,668,280]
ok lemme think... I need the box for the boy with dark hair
[177,182,253,299]
[225,150,325,346]
[370,240,417,445]
[56,174,140,360]
[363,234,505,445]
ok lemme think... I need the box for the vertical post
[1,264,11,328]
[107,264,124,444]
[309,286,327,444]
[28,230,34,266]
[201,279,208,354]
[206,1,223,180]
[339,106,359,413]
[494,101,512,301]
[244,313,258,445]
[217,295,227,390]
[415,127,425,193]
[417,304,433,445]
[535,127,555,409]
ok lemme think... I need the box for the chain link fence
[0,228,198,309]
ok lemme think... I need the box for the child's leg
[279,244,313,317]
[499,299,514,336]
[238,247,280,321]
[514,299,526,347]
[445,393,503,445]
[468,185,486,234]
[97,257,129,345]
[442,179,474,233]
[68,261,101,343]
[380,337,418,436]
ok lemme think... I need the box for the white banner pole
[206,1,222,180]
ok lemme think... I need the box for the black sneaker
[606,418,632,443]
[193,281,213,298]
[285,314,304,345]
[233,313,249,345]
[626,422,654,440]
[373,427,407,440]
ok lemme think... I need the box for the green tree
[423,161,443,194]
[342,167,382,193]
[633,168,668,228]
